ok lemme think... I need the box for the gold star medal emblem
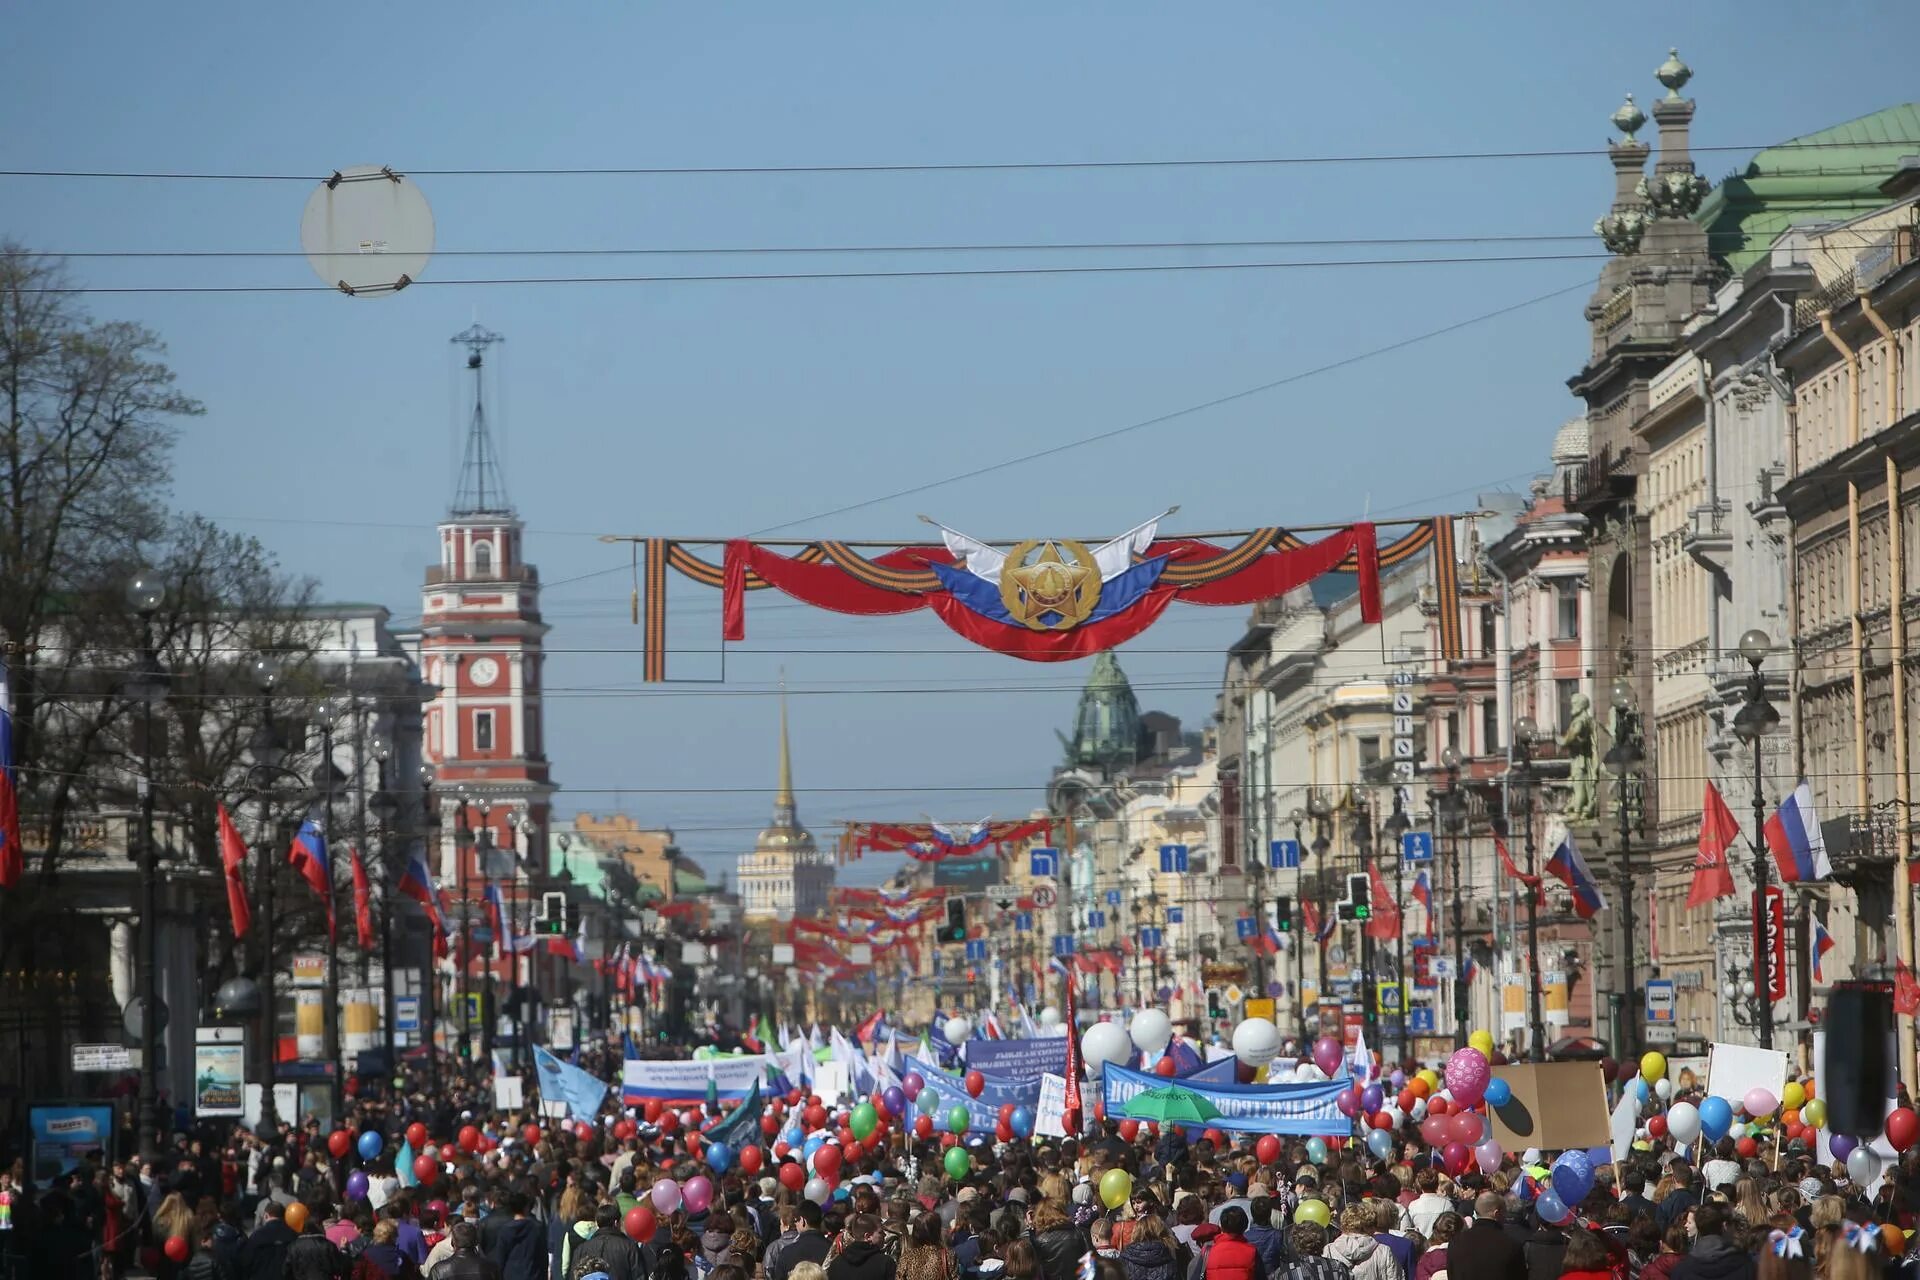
[998,540,1102,631]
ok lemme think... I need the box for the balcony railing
[423,565,540,586]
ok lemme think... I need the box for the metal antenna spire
[449,323,510,516]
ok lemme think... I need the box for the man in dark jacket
[1445,1192,1526,1280]
[1654,1165,1701,1232]
[770,1201,832,1280]
[487,1191,548,1280]
[567,1203,648,1280]
[1670,1204,1755,1280]
[239,1199,300,1280]
[828,1213,897,1280]
[1243,1198,1289,1274]
[430,1222,503,1280]
[285,1222,348,1280]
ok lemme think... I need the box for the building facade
[738,694,834,921]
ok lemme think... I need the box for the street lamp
[246,650,289,1135]
[1289,806,1309,1048]
[1381,795,1412,1056]
[453,783,475,1062]
[1732,628,1781,1049]
[368,731,398,1075]
[419,762,440,1094]
[1437,747,1470,1048]
[1307,791,1333,1037]
[1603,678,1645,1059]
[311,694,344,1106]
[511,806,541,1068]
[1508,716,1548,1060]
[127,570,166,1163]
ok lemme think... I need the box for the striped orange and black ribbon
[1431,517,1463,660]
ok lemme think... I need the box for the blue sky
[5,2,1913,887]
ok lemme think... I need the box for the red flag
[217,803,251,939]
[1365,861,1400,941]
[1060,964,1083,1136]
[1688,782,1740,908]
[1495,836,1545,905]
[1898,961,1920,1018]
[349,845,374,950]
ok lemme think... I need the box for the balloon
[1888,1107,1920,1152]
[1783,1081,1807,1110]
[1294,1199,1331,1227]
[1099,1169,1133,1209]
[1736,1136,1758,1158]
[881,1086,906,1118]
[651,1179,682,1214]
[901,1072,924,1100]
[1039,1005,1061,1027]
[964,1071,985,1099]
[940,1106,967,1136]
[357,1131,383,1161]
[1231,1017,1282,1067]
[804,1176,832,1206]
[1255,1134,1282,1165]
[1468,1030,1496,1058]
[1420,1115,1449,1146]
[1153,1057,1178,1078]
[850,1103,878,1141]
[1361,1082,1385,1113]
[944,1017,972,1043]
[1441,1141,1470,1175]
[1639,1051,1667,1084]
[1474,1139,1504,1174]
[914,1091,939,1118]
[705,1142,733,1173]
[1666,1101,1700,1145]
[413,1156,439,1186]
[345,1170,370,1201]
[1536,1190,1570,1225]
[994,1120,1013,1143]
[326,1130,352,1159]
[1829,1133,1859,1162]
[1312,1036,1345,1077]
[1118,1119,1140,1142]
[1698,1096,1733,1142]
[1369,1111,1393,1131]
[1010,1107,1034,1138]
[1130,1009,1174,1054]
[457,1124,481,1153]
[1743,1087,1779,1119]
[737,1145,763,1175]
[1483,1077,1512,1108]
[521,1122,542,1145]
[778,1162,807,1191]
[812,1143,843,1180]
[1647,1115,1668,1140]
[1631,1079,1649,1104]
[944,1145,971,1179]
[625,1206,657,1241]
[1444,1048,1490,1109]
[1082,1022,1132,1077]
[1804,1099,1827,1129]
[1365,1129,1394,1160]
[1449,1112,1484,1146]
[1336,1091,1359,1118]
[164,1236,191,1263]
[1416,1069,1441,1091]
[1305,1137,1329,1165]
[284,1203,310,1233]
[913,1115,934,1139]
[1550,1150,1595,1205]
[1848,1146,1882,1185]
[683,1176,714,1215]
[403,1121,428,1149]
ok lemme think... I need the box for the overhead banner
[1486,1062,1612,1153]
[907,1055,1032,1129]
[962,1038,1066,1082]
[621,1053,774,1105]
[1099,1062,1352,1136]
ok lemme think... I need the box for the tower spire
[449,322,510,517]
[776,672,795,811]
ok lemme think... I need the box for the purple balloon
[1336,1090,1360,1117]
[1390,1070,1407,1088]
[1830,1133,1858,1162]
[901,1072,925,1100]
[345,1170,370,1201]
[1361,1083,1385,1113]
[882,1086,906,1118]
[1312,1036,1344,1077]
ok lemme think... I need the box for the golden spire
[776,670,794,809]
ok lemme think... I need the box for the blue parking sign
[1409,1006,1436,1033]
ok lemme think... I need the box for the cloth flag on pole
[287,810,334,940]
[1495,836,1545,905]
[0,658,21,892]
[350,845,375,950]
[1057,958,1083,1135]
[396,1135,417,1187]
[1810,920,1836,985]
[1688,781,1741,907]
[1364,861,1399,941]
[216,803,252,939]
[532,1044,609,1122]
[1544,829,1607,918]
[1764,783,1832,883]
[1411,870,1435,938]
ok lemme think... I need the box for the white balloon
[1081,1022,1132,1077]
[1384,1106,1406,1128]
[1230,1017,1282,1067]
[1129,1009,1174,1055]
[804,1176,832,1205]
[1654,1078,1674,1100]
[1038,1006,1062,1028]
[1665,1101,1702,1145]
[1410,1099,1428,1121]
[1297,1063,1325,1082]
[1271,1066,1299,1084]
[944,1017,973,1043]
[1847,1146,1882,1185]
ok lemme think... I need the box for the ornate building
[739,692,833,920]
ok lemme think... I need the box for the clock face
[469,657,500,688]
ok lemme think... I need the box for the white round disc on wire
[300,164,434,297]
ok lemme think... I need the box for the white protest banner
[813,1060,850,1107]
[1035,1073,1069,1138]
[1704,1042,1787,1110]
[619,1054,772,1104]
[494,1074,525,1110]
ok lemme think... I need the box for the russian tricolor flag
[287,811,334,938]
[1764,782,1832,883]
[1412,870,1435,936]
[1811,920,1836,985]
[1545,829,1607,919]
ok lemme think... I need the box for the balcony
[424,565,540,586]
[1683,500,1733,575]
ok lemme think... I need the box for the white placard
[1035,1073,1069,1137]
[71,1044,132,1072]
[1704,1042,1788,1109]
[494,1074,525,1110]
[243,1084,299,1130]
[812,1061,850,1107]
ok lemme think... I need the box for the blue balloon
[1483,1077,1512,1107]
[917,1089,940,1117]
[1699,1096,1734,1142]
[803,1136,825,1166]
[356,1131,383,1161]
[1549,1150,1594,1206]
[783,1126,805,1147]
[707,1142,733,1172]
[1304,1137,1329,1165]
[1009,1107,1034,1138]
[1365,1129,1394,1160]
[1536,1189,1570,1224]
[1630,1079,1649,1103]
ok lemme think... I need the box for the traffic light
[1276,896,1293,932]
[1337,872,1372,921]
[1206,988,1224,1019]
[938,897,968,943]
[536,891,568,935]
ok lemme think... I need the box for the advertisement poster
[295,989,324,1059]
[194,1042,245,1116]
[291,953,327,987]
[29,1105,114,1186]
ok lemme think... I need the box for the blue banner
[962,1036,1068,1082]
[907,1055,1038,1128]
[1100,1062,1352,1136]
[1187,1055,1242,1084]
[534,1045,611,1121]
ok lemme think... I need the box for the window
[1358,736,1381,773]
[1446,711,1461,757]
[1479,606,1498,657]
[1556,679,1580,731]
[1481,699,1500,752]
[475,710,495,752]
[473,541,493,577]
[1554,582,1580,640]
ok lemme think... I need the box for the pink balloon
[1743,1088,1778,1119]
[1336,1091,1360,1117]
[1441,1141,1471,1175]
[1449,1112,1484,1146]
[1312,1036,1345,1077]
[650,1179,681,1214]
[1420,1115,1450,1147]
[1444,1047,1490,1108]
[1474,1138,1504,1174]
[682,1175,713,1216]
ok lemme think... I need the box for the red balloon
[1203,1128,1226,1146]
[521,1123,542,1145]
[1094,1102,1106,1125]
[914,1115,934,1139]
[778,1162,806,1191]
[760,1115,780,1137]
[1369,1112,1393,1130]
[1420,1115,1450,1147]
[684,1132,702,1158]
[861,1131,881,1151]
[739,1146,764,1175]
[1647,1115,1668,1139]
[458,1125,481,1153]
[1255,1134,1282,1165]
[996,1120,1014,1142]
[1736,1136,1758,1158]
[1427,1097,1451,1117]
[1888,1107,1920,1152]
[326,1130,352,1159]
[573,1122,594,1143]
[643,1099,665,1123]
[1441,1141,1471,1175]
[964,1070,986,1098]
[657,1111,680,1135]
[998,1103,1017,1125]
[413,1155,439,1185]
[773,1142,790,1160]
[785,1090,803,1106]
[625,1206,657,1241]
[1396,1088,1416,1112]
[405,1122,429,1149]
[683,1109,703,1131]
[940,1133,959,1149]
[1153,1057,1178,1078]
[478,1134,497,1154]
[804,1105,829,1131]
[164,1236,191,1263]
[813,1143,844,1179]
[1118,1119,1140,1142]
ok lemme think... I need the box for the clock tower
[419,325,554,980]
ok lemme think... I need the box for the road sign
[1429,956,1456,979]
[1645,978,1676,1024]
[1014,912,1033,932]
[1052,935,1075,956]
[1167,906,1184,924]
[1030,848,1059,878]
[1223,985,1244,1007]
[1159,844,1189,873]
[394,997,421,1033]
[1401,831,1434,863]
[71,1044,132,1072]
[991,889,1018,913]
[1269,839,1301,870]
[1375,982,1404,1015]
[1031,882,1058,908]
[1245,997,1275,1022]
[1087,909,1106,929]
[1646,1024,1678,1045]
[1140,927,1163,950]
[1105,889,1122,907]
[1235,916,1257,940]
[1408,1006,1436,1034]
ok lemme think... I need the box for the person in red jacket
[1555,1228,1620,1280]
[1202,1207,1264,1280]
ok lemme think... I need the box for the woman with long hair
[1414,1212,1461,1280]
[1118,1215,1177,1280]
[899,1212,957,1280]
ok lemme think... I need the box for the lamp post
[1352,799,1377,1046]
[312,695,343,1107]
[453,784,475,1063]
[368,732,398,1076]
[247,651,288,1135]
[1308,791,1332,1038]
[1508,716,1548,1060]
[1289,807,1309,1048]
[420,763,440,1095]
[1603,678,1645,1060]
[1437,748,1469,1048]
[1382,793,1412,1057]
[128,570,166,1163]
[1732,628,1781,1050]
[512,806,540,1069]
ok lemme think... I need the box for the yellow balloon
[1099,1169,1133,1210]
[1469,1030,1495,1058]
[1803,1098,1827,1129]
[1783,1081,1806,1110]
[1639,1051,1667,1084]
[1294,1198,1331,1227]
[1417,1069,1442,1091]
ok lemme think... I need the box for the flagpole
[317,699,344,1121]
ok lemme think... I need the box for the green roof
[1694,103,1920,271]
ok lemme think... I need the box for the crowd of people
[5,1047,1920,1280]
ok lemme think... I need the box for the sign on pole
[1400,832,1434,863]
[71,1044,132,1072]
[1645,978,1676,1025]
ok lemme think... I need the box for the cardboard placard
[1486,1061,1612,1153]
[1704,1043,1787,1109]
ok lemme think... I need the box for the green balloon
[850,1102,878,1141]
[944,1145,971,1179]
[947,1106,971,1135]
